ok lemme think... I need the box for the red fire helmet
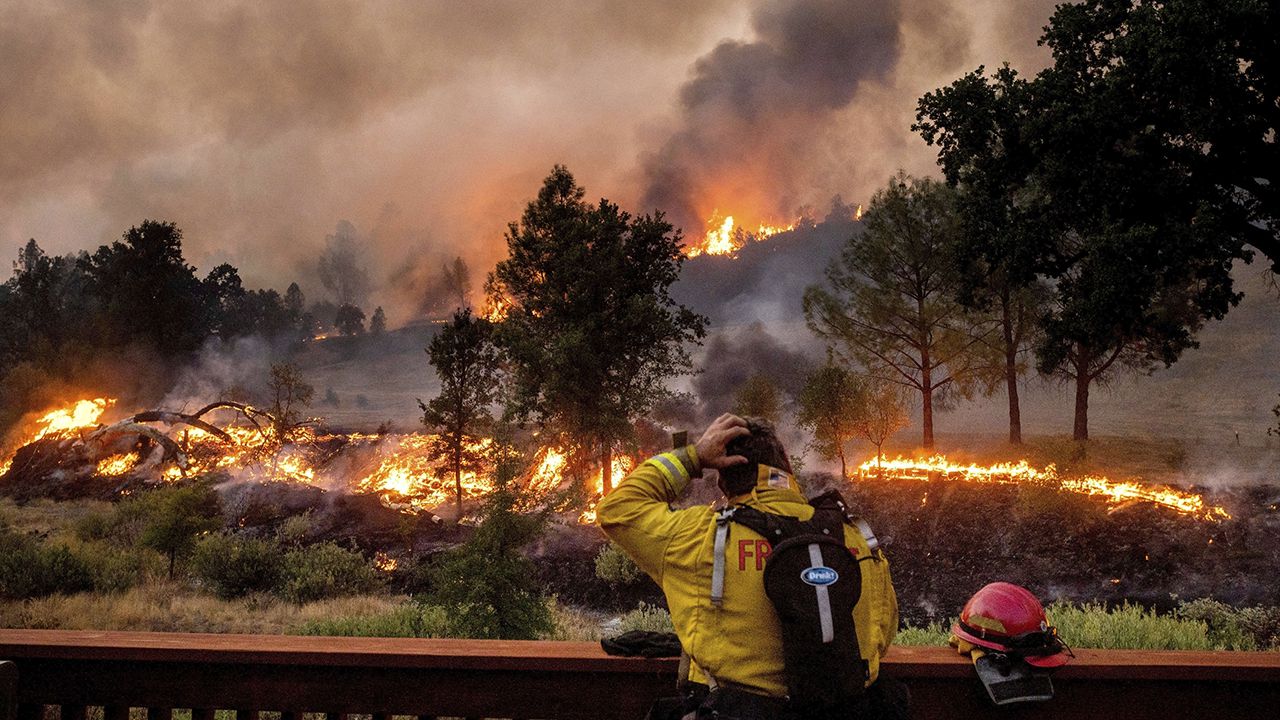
[952,582,1070,668]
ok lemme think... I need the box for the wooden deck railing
[1,630,1278,720]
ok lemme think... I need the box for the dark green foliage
[804,175,993,448]
[369,306,387,336]
[281,543,381,603]
[915,0,1278,440]
[334,304,366,336]
[190,534,285,599]
[421,308,499,519]
[0,530,94,599]
[426,472,553,639]
[74,541,159,593]
[82,220,213,355]
[487,166,707,491]
[0,225,314,435]
[126,483,224,578]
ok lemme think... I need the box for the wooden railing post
[0,662,16,720]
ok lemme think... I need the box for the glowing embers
[857,455,1230,521]
[687,214,798,258]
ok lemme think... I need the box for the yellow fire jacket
[597,445,898,698]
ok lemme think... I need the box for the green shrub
[276,512,314,547]
[1048,601,1216,650]
[294,603,451,638]
[74,510,122,542]
[191,534,284,599]
[896,600,1280,651]
[1177,598,1257,650]
[426,475,553,639]
[618,602,674,633]
[1236,606,1280,650]
[73,540,161,593]
[1178,598,1280,650]
[281,543,381,603]
[594,543,643,585]
[0,530,94,598]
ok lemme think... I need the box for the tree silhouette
[317,220,371,307]
[804,174,993,448]
[421,308,499,520]
[334,304,366,336]
[488,166,707,493]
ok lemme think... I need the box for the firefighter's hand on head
[695,413,751,470]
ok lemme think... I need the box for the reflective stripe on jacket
[597,446,898,698]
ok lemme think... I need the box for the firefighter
[597,413,903,719]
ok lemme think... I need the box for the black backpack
[711,491,872,716]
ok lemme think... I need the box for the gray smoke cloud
[692,322,818,421]
[640,0,903,233]
[1,0,1060,325]
[638,0,1059,236]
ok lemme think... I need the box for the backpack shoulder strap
[710,504,806,606]
[810,490,881,557]
[710,507,735,607]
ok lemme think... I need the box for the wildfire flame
[0,398,115,475]
[857,455,1230,521]
[578,454,634,525]
[687,214,797,258]
[96,452,139,477]
[482,296,510,322]
[354,433,495,513]
[0,397,628,525]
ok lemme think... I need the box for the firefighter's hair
[717,417,792,496]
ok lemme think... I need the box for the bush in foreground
[426,475,553,640]
[0,529,94,599]
[281,542,382,603]
[294,603,451,638]
[619,602,675,633]
[191,534,284,599]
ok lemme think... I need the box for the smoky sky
[1,0,1058,323]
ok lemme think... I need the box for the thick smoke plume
[641,0,902,233]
